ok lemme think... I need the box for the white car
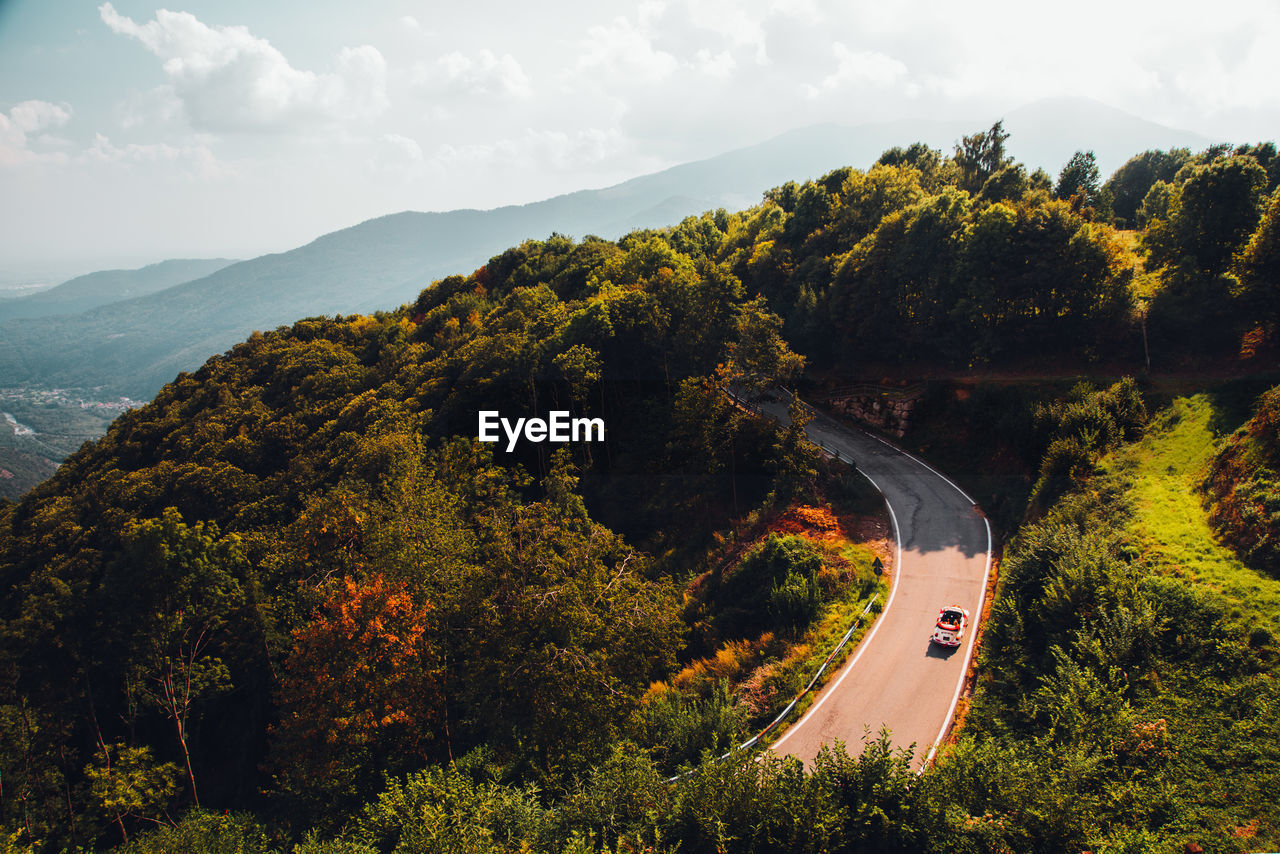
[931,606,968,647]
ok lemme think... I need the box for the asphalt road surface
[751,393,992,770]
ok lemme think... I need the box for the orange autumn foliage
[269,574,442,788]
[771,504,840,536]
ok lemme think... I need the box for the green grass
[1105,393,1280,625]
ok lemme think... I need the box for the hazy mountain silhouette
[0,259,236,323]
[1002,96,1214,176]
[0,98,1213,399]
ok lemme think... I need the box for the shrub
[119,810,275,854]
[1205,385,1280,575]
[717,534,824,636]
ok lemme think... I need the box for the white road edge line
[798,408,997,772]
[771,465,903,752]
[921,514,993,770]
[861,427,979,505]
[856,428,997,770]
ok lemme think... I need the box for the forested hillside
[2,127,1279,852]
[0,214,822,849]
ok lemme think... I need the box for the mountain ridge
[0,99,1215,399]
[0,258,237,323]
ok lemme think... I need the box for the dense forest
[2,124,1279,852]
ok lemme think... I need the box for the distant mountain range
[0,98,1214,400]
[0,258,236,323]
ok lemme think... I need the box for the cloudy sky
[1,0,1278,283]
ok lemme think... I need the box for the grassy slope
[1107,394,1280,626]
[1109,395,1280,847]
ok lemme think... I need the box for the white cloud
[431,50,533,98]
[381,133,424,162]
[681,0,769,64]
[768,0,822,25]
[83,132,232,179]
[366,132,426,178]
[0,97,231,178]
[694,48,736,79]
[11,0,1280,278]
[0,100,73,166]
[805,42,907,98]
[1171,24,1280,116]
[574,16,680,83]
[638,0,667,28]
[431,127,627,174]
[118,85,184,130]
[9,100,72,134]
[98,2,388,133]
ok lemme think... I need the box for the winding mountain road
[750,393,992,770]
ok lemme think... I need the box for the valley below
[0,386,140,499]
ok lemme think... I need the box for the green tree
[116,809,275,854]
[1153,156,1269,274]
[1145,157,1270,349]
[979,163,1029,203]
[723,297,805,392]
[877,142,942,172]
[1137,179,1175,229]
[770,397,819,505]
[1103,148,1191,226]
[668,372,746,522]
[83,744,181,843]
[112,509,245,807]
[1236,187,1280,321]
[462,499,685,779]
[953,199,1130,362]
[1029,167,1054,193]
[1056,150,1102,210]
[551,343,602,405]
[1232,141,1280,192]
[825,187,971,362]
[953,120,1011,194]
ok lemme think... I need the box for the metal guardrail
[726,387,852,465]
[666,592,881,782]
[666,386,881,783]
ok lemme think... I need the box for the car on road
[931,606,968,647]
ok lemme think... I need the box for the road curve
[754,394,992,770]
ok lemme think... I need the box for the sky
[1,0,1278,283]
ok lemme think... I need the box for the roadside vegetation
[645,499,890,775]
[961,383,1280,852]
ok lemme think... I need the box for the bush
[119,810,275,854]
[717,534,824,636]
[767,569,821,633]
[638,681,745,773]
[1030,378,1148,509]
[1205,385,1280,575]
[353,753,548,854]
